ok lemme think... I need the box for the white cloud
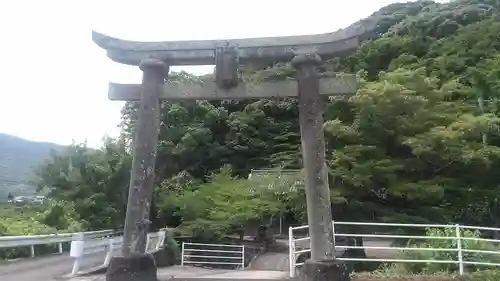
[0,0,409,148]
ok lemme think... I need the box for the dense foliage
[353,270,500,281]
[160,166,283,240]
[33,138,130,230]
[0,203,81,259]
[28,0,500,242]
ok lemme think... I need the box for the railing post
[104,238,113,266]
[332,221,336,251]
[70,232,85,276]
[455,224,464,275]
[181,242,185,266]
[157,230,166,250]
[241,245,245,270]
[30,245,35,257]
[145,233,151,252]
[288,226,296,278]
[57,231,63,254]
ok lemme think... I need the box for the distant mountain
[0,133,64,199]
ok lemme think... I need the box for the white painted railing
[0,229,117,258]
[181,242,245,269]
[288,221,500,278]
[70,229,166,276]
[145,230,167,253]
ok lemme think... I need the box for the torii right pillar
[293,53,350,281]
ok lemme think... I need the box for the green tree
[33,138,131,230]
[167,166,283,240]
[324,68,500,227]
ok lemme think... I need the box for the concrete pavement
[0,252,108,281]
[65,266,288,281]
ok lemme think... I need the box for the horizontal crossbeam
[108,76,357,101]
[92,23,372,66]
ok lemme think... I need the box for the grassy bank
[353,270,500,281]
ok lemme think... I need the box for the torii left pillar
[106,59,168,281]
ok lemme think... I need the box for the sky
[0,0,416,148]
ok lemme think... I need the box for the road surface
[65,265,288,281]
[0,252,107,281]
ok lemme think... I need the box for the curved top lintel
[92,23,373,52]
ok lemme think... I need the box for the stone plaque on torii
[93,24,370,281]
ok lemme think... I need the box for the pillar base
[299,259,350,281]
[106,253,157,281]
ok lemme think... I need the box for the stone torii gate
[92,26,367,281]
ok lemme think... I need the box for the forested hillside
[0,133,62,199]
[31,0,500,237]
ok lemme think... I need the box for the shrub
[353,269,500,281]
[0,204,79,260]
[164,230,181,264]
[389,227,500,274]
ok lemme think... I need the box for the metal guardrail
[0,229,118,258]
[0,229,166,276]
[181,242,245,269]
[288,221,500,278]
[70,230,166,275]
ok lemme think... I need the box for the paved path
[249,253,289,271]
[66,266,288,281]
[0,252,107,281]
